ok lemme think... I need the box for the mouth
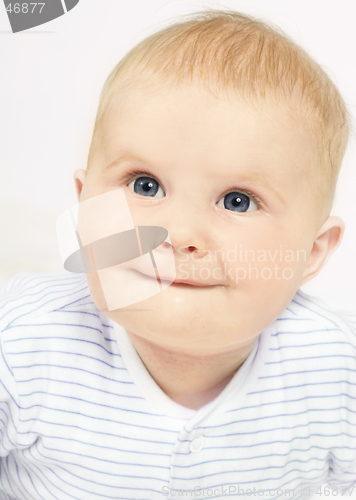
[132,270,221,288]
[166,279,214,287]
[145,273,217,287]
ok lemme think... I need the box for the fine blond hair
[87,9,351,218]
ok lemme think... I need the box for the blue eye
[217,191,258,212]
[128,176,165,198]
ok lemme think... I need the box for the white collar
[112,320,275,426]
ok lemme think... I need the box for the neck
[126,331,256,410]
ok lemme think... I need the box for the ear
[73,169,87,202]
[300,216,345,287]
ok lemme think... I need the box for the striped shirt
[0,271,355,500]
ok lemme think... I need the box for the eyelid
[122,169,163,188]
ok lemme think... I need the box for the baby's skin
[73,83,344,409]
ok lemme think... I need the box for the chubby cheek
[82,217,311,350]
[220,223,309,308]
[223,243,306,289]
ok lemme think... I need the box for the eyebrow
[105,154,148,170]
[105,153,286,205]
[241,174,286,205]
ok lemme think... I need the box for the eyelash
[122,169,263,208]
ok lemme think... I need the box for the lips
[134,270,218,287]
[148,274,215,287]
[168,279,214,287]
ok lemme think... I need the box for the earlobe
[300,216,345,287]
[73,169,87,202]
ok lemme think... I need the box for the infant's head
[74,10,351,356]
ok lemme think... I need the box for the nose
[157,200,210,259]
[161,240,200,259]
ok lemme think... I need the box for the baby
[0,9,355,500]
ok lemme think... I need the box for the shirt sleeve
[0,278,21,457]
[327,460,356,497]
[0,272,31,295]
[326,311,356,492]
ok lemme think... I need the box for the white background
[0,2,355,498]
[0,0,355,314]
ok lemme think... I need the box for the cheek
[219,222,309,290]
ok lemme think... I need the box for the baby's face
[79,84,321,356]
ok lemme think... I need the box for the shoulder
[0,271,116,347]
[271,288,356,367]
[0,271,92,332]
[290,289,356,343]
[0,271,118,373]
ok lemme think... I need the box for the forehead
[96,84,319,203]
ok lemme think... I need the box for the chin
[109,300,252,355]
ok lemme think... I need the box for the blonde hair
[87,9,351,218]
